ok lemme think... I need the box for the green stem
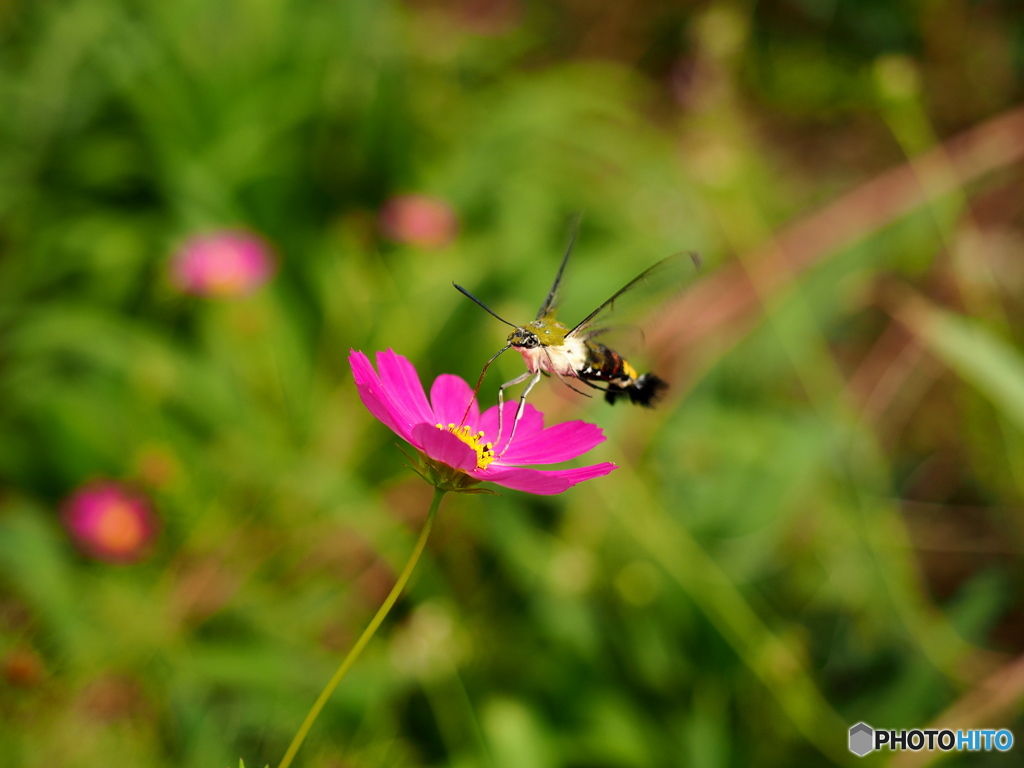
[277,486,446,768]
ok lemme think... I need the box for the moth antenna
[453,283,517,328]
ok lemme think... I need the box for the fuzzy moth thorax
[506,318,569,350]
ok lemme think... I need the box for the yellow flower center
[437,423,495,470]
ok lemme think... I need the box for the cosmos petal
[376,349,435,426]
[478,401,545,454]
[497,420,606,465]
[349,350,415,442]
[351,349,616,496]
[411,423,480,473]
[430,374,479,430]
[470,463,618,495]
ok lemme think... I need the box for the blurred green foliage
[2,0,1024,766]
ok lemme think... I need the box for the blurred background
[2,0,1024,766]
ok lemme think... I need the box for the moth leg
[575,377,613,393]
[551,369,593,397]
[540,347,592,399]
[499,370,542,456]
[495,370,534,446]
[462,343,511,426]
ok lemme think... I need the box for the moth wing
[567,251,702,340]
[535,214,583,320]
[578,324,647,359]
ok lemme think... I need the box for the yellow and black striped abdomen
[577,342,668,407]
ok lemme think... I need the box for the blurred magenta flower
[350,349,616,494]
[61,482,158,563]
[170,229,275,297]
[378,195,459,249]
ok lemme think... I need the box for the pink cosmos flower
[170,229,276,297]
[61,481,158,564]
[350,350,616,495]
[378,195,459,249]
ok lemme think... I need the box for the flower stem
[277,486,446,768]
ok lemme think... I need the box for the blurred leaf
[482,697,555,768]
[899,296,1024,432]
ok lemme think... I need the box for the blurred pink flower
[170,229,275,297]
[378,195,459,249]
[350,349,616,494]
[61,482,158,564]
